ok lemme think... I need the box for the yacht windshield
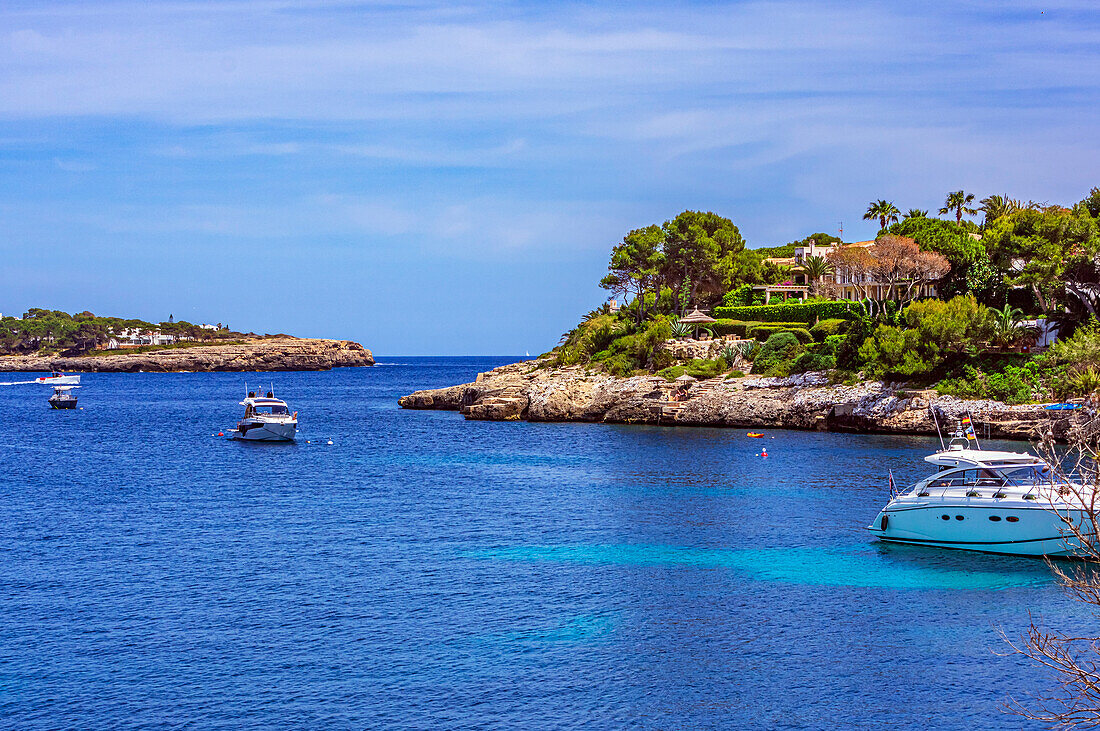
[927,468,1005,488]
[999,464,1055,486]
[254,404,289,415]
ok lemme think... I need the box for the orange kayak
[747,432,765,438]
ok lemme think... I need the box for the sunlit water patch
[462,543,1055,590]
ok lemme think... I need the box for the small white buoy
[327,440,333,445]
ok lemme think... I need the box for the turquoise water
[0,358,1084,728]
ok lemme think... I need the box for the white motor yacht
[867,430,1094,557]
[228,391,298,442]
[35,372,80,385]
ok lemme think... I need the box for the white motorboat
[228,391,298,442]
[35,372,80,385]
[867,429,1094,557]
[48,385,78,409]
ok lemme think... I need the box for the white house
[106,328,178,349]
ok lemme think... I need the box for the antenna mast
[930,407,945,450]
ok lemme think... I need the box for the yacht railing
[905,472,1085,502]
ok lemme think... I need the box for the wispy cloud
[53,157,96,172]
[1,0,1099,352]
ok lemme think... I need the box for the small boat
[747,432,765,438]
[48,385,78,409]
[867,424,1094,557]
[228,390,298,442]
[35,372,80,385]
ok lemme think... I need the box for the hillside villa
[760,240,939,302]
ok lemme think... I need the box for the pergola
[751,284,810,304]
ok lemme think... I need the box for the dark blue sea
[0,357,1086,729]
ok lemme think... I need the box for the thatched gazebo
[679,307,717,339]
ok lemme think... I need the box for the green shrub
[714,301,860,323]
[727,370,745,378]
[818,334,845,358]
[785,328,813,344]
[1049,318,1100,370]
[790,351,836,373]
[809,318,847,342]
[936,362,1043,404]
[857,295,993,378]
[713,319,758,337]
[858,325,931,376]
[555,314,618,366]
[751,332,804,376]
[1067,366,1100,398]
[836,317,874,370]
[749,325,812,344]
[748,325,785,341]
[601,354,637,377]
[723,284,755,307]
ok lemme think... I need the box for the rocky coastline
[0,338,375,372]
[399,359,1080,441]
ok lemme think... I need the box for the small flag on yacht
[888,469,895,493]
[962,415,977,441]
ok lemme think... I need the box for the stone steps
[654,377,726,423]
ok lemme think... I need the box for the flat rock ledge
[399,359,1075,440]
[0,338,375,372]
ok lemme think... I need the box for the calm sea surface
[0,357,1087,729]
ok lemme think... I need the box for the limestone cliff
[0,338,375,372]
[399,359,1072,440]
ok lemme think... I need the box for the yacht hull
[36,375,80,385]
[230,419,297,442]
[867,504,1086,557]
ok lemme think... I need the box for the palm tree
[979,195,1017,227]
[989,303,1035,347]
[800,254,834,284]
[904,208,928,219]
[863,199,901,231]
[939,190,978,224]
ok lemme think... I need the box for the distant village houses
[105,323,226,349]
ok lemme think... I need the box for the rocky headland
[399,359,1080,440]
[0,338,375,372]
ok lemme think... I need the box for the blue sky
[1,0,1099,355]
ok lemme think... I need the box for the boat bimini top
[924,446,1045,469]
[239,397,292,415]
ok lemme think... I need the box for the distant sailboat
[525,351,530,357]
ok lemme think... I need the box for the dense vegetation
[0,309,241,356]
[552,189,1100,400]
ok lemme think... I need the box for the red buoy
[218,432,224,436]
